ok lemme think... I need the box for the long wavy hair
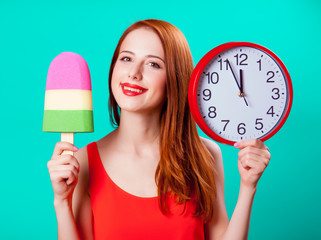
[108,19,217,223]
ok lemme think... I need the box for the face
[111,27,167,115]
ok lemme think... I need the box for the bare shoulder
[200,136,222,164]
[199,136,224,184]
[73,145,90,196]
[74,144,89,164]
[73,131,115,193]
[73,130,117,177]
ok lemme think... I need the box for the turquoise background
[1,0,320,239]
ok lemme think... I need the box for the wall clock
[188,42,293,145]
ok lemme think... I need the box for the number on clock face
[196,46,289,142]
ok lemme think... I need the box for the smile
[121,83,148,96]
[123,86,143,93]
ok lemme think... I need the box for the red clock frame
[188,42,293,145]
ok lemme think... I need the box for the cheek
[159,76,167,97]
[111,63,124,87]
[152,72,167,92]
[111,64,121,82]
[111,74,117,94]
[110,71,121,101]
[151,75,167,105]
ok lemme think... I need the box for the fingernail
[234,142,240,147]
[73,146,79,151]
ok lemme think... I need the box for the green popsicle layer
[43,110,94,132]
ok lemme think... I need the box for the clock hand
[226,60,248,106]
[239,69,245,97]
[226,59,241,89]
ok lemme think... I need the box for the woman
[47,19,271,240]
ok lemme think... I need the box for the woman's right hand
[47,141,80,203]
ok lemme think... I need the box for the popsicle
[43,52,94,155]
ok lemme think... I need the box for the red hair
[108,19,217,223]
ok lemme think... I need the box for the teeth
[123,86,143,93]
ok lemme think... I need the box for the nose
[128,62,143,81]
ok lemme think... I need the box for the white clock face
[196,46,290,142]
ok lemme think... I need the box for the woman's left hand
[234,139,271,189]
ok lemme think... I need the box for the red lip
[121,82,148,90]
[121,82,148,96]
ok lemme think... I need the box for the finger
[52,141,79,158]
[50,170,78,182]
[238,146,271,161]
[53,154,80,169]
[58,155,80,172]
[239,154,269,169]
[234,139,268,150]
[239,158,265,176]
[49,165,78,184]
[239,157,259,170]
[49,164,79,178]
[66,170,78,185]
[247,162,266,176]
[47,155,80,172]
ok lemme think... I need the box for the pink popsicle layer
[46,52,91,90]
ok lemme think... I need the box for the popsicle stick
[61,132,74,156]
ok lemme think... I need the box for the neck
[114,109,162,156]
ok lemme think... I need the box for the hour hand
[239,69,244,97]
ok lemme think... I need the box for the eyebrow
[120,50,165,63]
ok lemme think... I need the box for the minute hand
[226,59,248,106]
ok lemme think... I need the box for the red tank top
[87,142,205,240]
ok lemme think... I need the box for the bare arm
[202,138,270,240]
[48,142,94,240]
[54,199,81,240]
[72,146,94,240]
[220,184,256,240]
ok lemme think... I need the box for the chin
[113,91,166,115]
[119,102,164,115]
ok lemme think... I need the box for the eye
[148,62,161,69]
[120,56,131,62]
